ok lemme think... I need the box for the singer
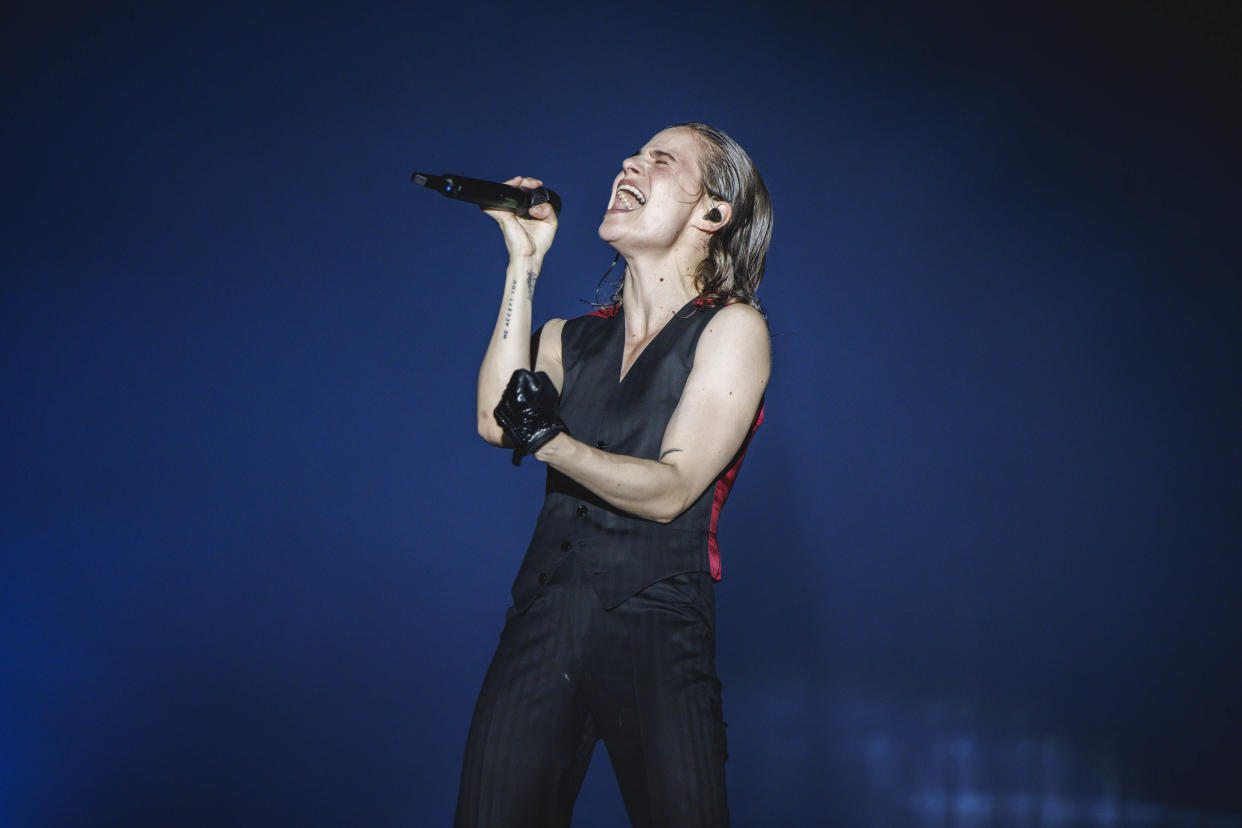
[456,122,772,828]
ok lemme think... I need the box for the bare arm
[475,177,564,446]
[533,303,770,522]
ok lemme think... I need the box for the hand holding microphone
[412,171,560,260]
[411,172,561,218]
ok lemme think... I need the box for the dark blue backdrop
[3,2,1239,826]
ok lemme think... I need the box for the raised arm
[475,177,565,446]
[532,303,770,522]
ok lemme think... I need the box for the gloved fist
[493,369,566,466]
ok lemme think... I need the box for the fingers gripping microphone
[411,172,562,217]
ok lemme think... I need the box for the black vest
[510,298,759,612]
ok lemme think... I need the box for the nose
[622,155,642,175]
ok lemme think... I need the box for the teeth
[617,183,645,206]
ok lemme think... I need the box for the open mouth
[614,183,646,211]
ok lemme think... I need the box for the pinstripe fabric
[457,299,753,826]
[455,555,727,827]
[455,554,598,827]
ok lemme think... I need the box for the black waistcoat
[510,298,758,612]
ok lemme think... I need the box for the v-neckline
[615,298,699,385]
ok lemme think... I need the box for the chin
[598,214,622,243]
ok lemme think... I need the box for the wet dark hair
[675,122,773,310]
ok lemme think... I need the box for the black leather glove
[493,369,567,466]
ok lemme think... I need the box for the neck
[617,248,701,335]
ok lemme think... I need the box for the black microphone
[411,172,562,217]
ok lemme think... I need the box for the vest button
[595,440,607,449]
[561,540,572,551]
[537,572,548,585]
[576,505,588,516]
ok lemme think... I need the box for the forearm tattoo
[502,277,517,340]
[502,271,538,340]
[659,448,683,462]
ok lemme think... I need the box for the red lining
[707,401,764,580]
[587,304,621,318]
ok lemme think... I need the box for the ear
[693,200,732,233]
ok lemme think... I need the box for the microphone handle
[412,172,562,217]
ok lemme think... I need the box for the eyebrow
[631,148,678,163]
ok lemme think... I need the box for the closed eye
[626,148,676,166]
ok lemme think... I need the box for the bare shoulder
[540,316,567,341]
[705,302,768,337]
[668,302,769,464]
[534,317,567,390]
[541,317,566,352]
[696,303,771,373]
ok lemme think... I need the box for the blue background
[3,2,1239,825]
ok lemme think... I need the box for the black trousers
[455,553,729,827]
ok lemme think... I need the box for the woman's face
[598,127,711,253]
